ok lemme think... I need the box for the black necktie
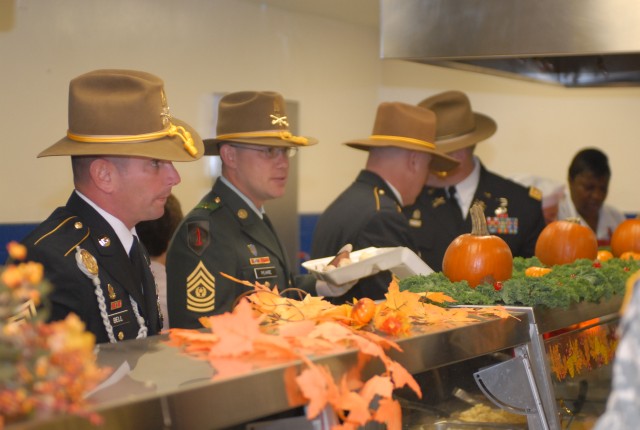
[262,213,277,236]
[129,236,146,295]
[130,235,162,332]
[446,186,464,225]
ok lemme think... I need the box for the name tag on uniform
[254,266,277,279]
[109,310,131,327]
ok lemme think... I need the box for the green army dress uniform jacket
[311,170,420,303]
[167,178,316,329]
[21,192,162,344]
[404,164,546,272]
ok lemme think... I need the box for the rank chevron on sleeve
[186,261,216,313]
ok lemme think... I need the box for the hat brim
[344,138,459,172]
[203,135,318,156]
[435,113,497,153]
[38,118,205,162]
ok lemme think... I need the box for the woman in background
[558,148,626,247]
[137,194,184,329]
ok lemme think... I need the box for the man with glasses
[167,91,355,328]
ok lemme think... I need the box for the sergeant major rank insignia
[186,261,215,313]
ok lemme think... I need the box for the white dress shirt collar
[74,190,136,252]
[452,156,481,217]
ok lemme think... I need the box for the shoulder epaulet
[33,215,90,257]
[372,186,401,212]
[529,186,542,201]
[194,199,221,213]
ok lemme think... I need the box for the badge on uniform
[486,197,518,234]
[487,216,519,234]
[408,209,422,228]
[432,197,445,208]
[186,261,215,313]
[187,221,210,256]
[110,300,123,310]
[250,256,271,265]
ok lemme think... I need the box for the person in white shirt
[558,148,626,247]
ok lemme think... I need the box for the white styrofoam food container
[302,246,433,285]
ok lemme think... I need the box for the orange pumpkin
[442,202,513,288]
[535,218,598,266]
[351,298,376,325]
[611,217,640,257]
[620,251,640,261]
[525,266,552,277]
[596,249,614,262]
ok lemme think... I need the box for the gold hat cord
[67,122,199,157]
[215,130,308,145]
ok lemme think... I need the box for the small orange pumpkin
[525,266,552,277]
[535,218,598,266]
[596,249,614,262]
[620,251,640,261]
[611,217,640,257]
[442,202,513,288]
[351,298,376,325]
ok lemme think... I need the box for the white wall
[0,0,638,225]
[379,60,640,214]
[0,0,378,222]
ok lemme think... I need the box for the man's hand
[315,279,357,297]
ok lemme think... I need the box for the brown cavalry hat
[204,91,318,155]
[39,69,204,162]
[344,102,459,172]
[418,90,497,153]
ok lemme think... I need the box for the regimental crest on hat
[160,89,171,128]
[270,98,289,128]
[38,69,204,162]
[203,91,318,155]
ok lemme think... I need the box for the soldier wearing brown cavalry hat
[311,101,459,303]
[21,69,204,343]
[167,91,357,328]
[404,90,545,272]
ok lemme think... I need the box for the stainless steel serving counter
[7,311,530,430]
[6,296,623,430]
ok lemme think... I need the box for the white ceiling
[243,0,380,28]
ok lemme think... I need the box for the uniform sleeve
[593,276,640,430]
[28,245,89,323]
[293,274,317,295]
[166,216,254,328]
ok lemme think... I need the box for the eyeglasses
[230,144,297,159]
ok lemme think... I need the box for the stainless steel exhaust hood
[381,0,640,87]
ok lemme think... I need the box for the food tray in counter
[302,246,433,285]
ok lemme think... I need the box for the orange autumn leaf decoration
[167,275,515,429]
[205,301,262,357]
